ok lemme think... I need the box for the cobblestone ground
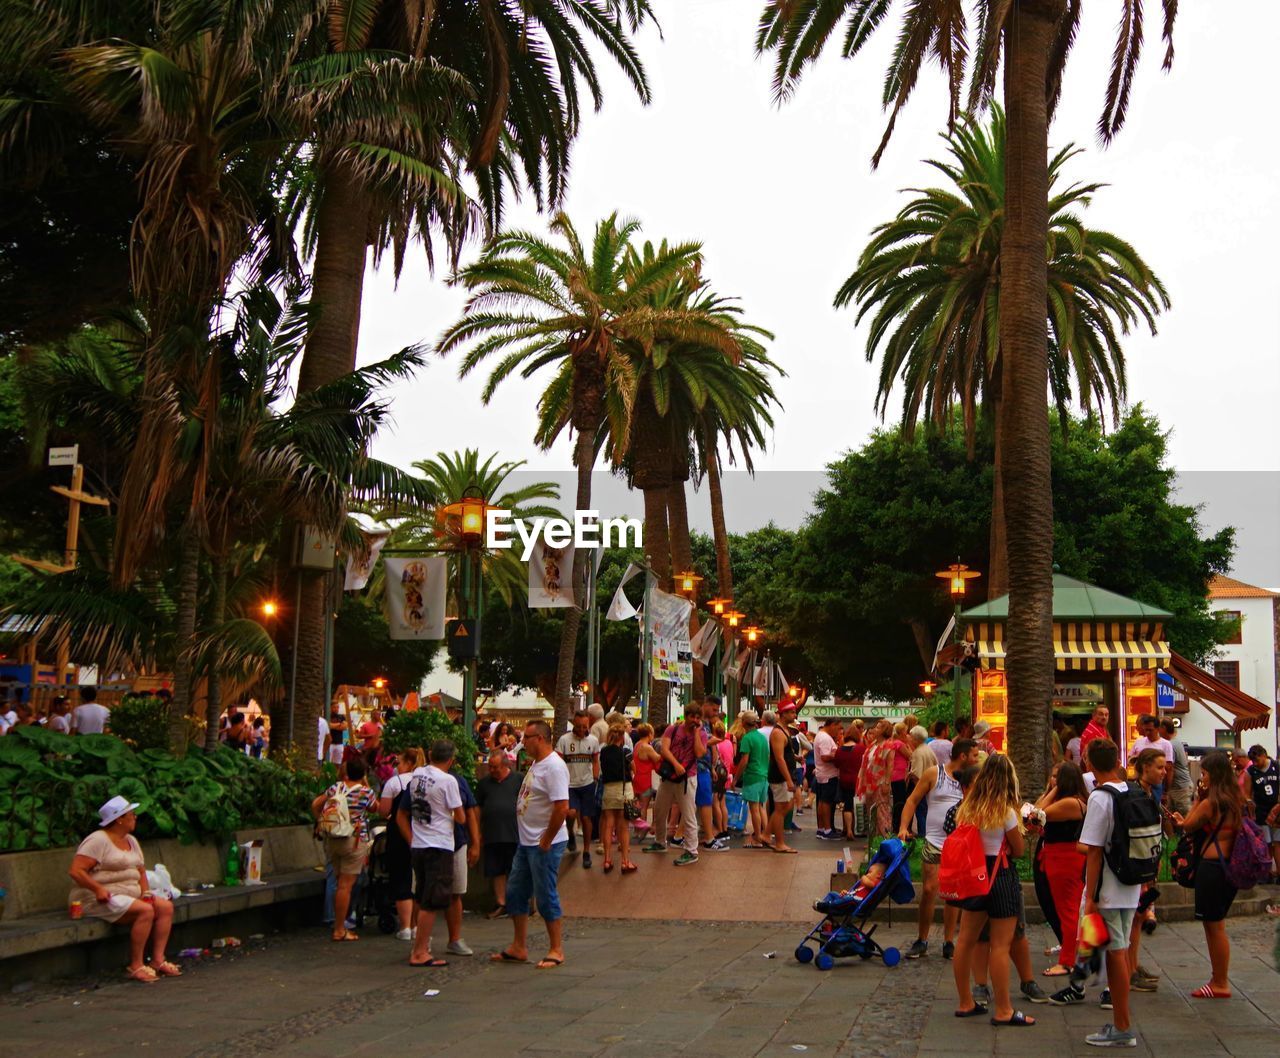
[2,915,1276,1057]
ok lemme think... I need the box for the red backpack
[938,823,1003,902]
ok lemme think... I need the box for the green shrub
[0,725,327,851]
[107,695,171,751]
[382,708,479,783]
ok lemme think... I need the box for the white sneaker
[446,939,474,956]
[395,927,413,941]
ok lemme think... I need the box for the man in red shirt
[1079,705,1110,769]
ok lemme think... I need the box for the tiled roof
[1207,574,1280,600]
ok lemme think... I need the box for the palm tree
[441,214,741,732]
[838,109,1169,595]
[756,0,1182,794]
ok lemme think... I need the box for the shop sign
[1053,683,1105,703]
[799,703,901,720]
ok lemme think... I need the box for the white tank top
[925,767,964,848]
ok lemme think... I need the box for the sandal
[152,960,183,977]
[621,862,638,873]
[536,955,564,969]
[485,904,506,919]
[954,1003,988,1018]
[125,965,158,984]
[991,1011,1035,1026]
[331,930,359,942]
[1042,965,1071,977]
[1191,984,1231,999]
[602,860,614,873]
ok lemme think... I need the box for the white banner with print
[527,538,576,608]
[384,556,448,640]
[344,529,390,591]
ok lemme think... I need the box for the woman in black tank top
[1033,761,1088,977]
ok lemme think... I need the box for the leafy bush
[106,695,171,751]
[382,708,479,783]
[0,725,326,851]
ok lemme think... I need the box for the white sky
[359,2,1280,579]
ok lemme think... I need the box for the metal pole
[952,599,962,728]
[585,551,597,707]
[639,566,653,719]
[288,567,302,747]
[462,548,476,733]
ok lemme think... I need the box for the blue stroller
[794,837,916,970]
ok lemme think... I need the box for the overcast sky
[359,2,1280,585]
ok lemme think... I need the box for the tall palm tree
[756,0,1182,794]
[441,214,741,731]
[838,109,1169,595]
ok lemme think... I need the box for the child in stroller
[794,837,916,970]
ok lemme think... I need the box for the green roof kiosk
[959,575,1172,762]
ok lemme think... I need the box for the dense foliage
[105,695,172,752]
[381,708,479,784]
[0,726,324,851]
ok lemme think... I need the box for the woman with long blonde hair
[950,753,1032,1027]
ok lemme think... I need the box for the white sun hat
[97,795,140,828]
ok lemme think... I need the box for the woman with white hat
[67,795,180,982]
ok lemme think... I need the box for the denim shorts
[696,769,713,808]
[505,841,568,922]
[568,782,598,819]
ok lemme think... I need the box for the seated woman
[68,796,180,983]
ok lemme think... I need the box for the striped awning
[970,622,1170,671]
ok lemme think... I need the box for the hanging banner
[527,538,575,608]
[752,662,770,696]
[384,556,448,640]
[691,620,720,664]
[344,530,390,591]
[606,562,643,621]
[649,587,693,685]
[775,662,789,696]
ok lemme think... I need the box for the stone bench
[0,825,326,987]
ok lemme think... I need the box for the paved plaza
[4,908,1276,1058]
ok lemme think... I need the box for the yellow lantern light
[677,570,703,596]
[935,561,980,601]
[260,600,278,618]
[372,676,387,690]
[919,679,937,697]
[707,597,732,616]
[743,625,762,646]
[725,610,744,629]
[439,486,501,545]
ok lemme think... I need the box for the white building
[1173,575,1279,752]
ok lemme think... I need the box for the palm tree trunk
[705,427,734,601]
[642,482,671,729]
[999,0,1065,799]
[284,163,372,757]
[298,163,372,392]
[552,428,595,736]
[204,553,227,753]
[987,380,1009,598]
[667,477,704,702]
[169,530,201,753]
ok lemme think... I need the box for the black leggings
[890,780,909,832]
[1032,851,1062,942]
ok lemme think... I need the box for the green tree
[838,108,1168,596]
[440,213,739,734]
[757,0,1184,793]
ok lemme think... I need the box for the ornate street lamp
[919,679,937,697]
[706,597,732,617]
[438,485,499,546]
[743,625,763,646]
[677,570,703,596]
[725,610,744,629]
[935,560,980,726]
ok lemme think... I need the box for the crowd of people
[64,689,1279,1034]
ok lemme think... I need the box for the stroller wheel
[794,946,814,963]
[815,953,835,971]
[882,947,901,968]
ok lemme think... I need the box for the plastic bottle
[223,841,241,886]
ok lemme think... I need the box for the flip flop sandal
[485,905,507,919]
[489,950,527,963]
[954,1004,988,1018]
[1191,984,1231,999]
[991,1011,1035,1026]
[125,965,158,983]
[1042,965,1071,977]
[621,862,638,873]
[152,961,183,977]
[602,860,614,873]
[411,958,448,968]
[535,956,564,969]
[772,846,799,854]
[331,930,359,942]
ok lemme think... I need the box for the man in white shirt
[1054,737,1140,1048]
[398,740,464,967]
[317,713,330,762]
[1129,713,1173,804]
[70,687,110,735]
[492,719,570,969]
[812,718,842,840]
[555,711,600,867]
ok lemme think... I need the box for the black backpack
[1097,782,1163,886]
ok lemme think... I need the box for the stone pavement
[2,910,1276,1057]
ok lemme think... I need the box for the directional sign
[48,445,78,467]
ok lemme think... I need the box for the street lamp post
[439,486,500,733]
[935,561,980,729]
[724,610,744,716]
[706,598,731,698]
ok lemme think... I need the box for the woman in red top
[834,726,865,840]
[1172,749,1242,998]
[631,723,661,833]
